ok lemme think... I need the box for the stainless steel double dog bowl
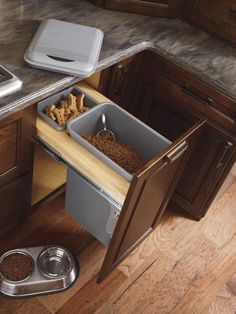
[0,246,79,297]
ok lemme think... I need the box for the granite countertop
[1,0,236,119]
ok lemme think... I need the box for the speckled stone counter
[1,0,236,119]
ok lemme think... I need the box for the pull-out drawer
[157,57,236,134]
[36,82,205,283]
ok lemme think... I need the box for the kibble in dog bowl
[0,246,79,297]
[0,252,33,282]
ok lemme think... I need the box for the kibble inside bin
[67,103,171,181]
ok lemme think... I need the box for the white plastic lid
[24,19,104,77]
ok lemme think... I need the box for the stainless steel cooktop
[0,66,22,98]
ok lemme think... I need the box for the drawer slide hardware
[32,136,62,163]
[32,136,123,209]
[106,208,120,238]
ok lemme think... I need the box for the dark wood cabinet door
[98,115,205,282]
[173,124,236,219]
[103,0,181,17]
[0,106,36,187]
[98,54,143,114]
[0,174,29,236]
[182,0,236,45]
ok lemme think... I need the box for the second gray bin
[67,103,171,182]
[65,168,121,246]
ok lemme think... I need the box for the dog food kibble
[0,253,33,281]
[83,134,145,174]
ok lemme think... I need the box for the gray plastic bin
[67,103,171,182]
[38,86,99,131]
[65,168,121,246]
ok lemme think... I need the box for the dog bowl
[0,246,79,297]
[37,247,73,278]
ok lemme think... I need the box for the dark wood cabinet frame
[101,0,182,17]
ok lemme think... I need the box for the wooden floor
[1,182,236,314]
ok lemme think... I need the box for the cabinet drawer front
[158,62,236,133]
[195,0,236,28]
[183,0,236,43]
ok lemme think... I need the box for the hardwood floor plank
[171,233,236,314]
[38,240,106,313]
[118,232,165,277]
[96,233,172,314]
[113,235,217,314]
[152,208,201,260]
[206,285,236,314]
[205,271,236,314]
[201,183,236,248]
[58,269,127,314]
[0,297,51,314]
[111,250,175,313]
[0,194,65,252]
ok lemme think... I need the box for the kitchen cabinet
[0,106,36,235]
[100,0,181,17]
[137,83,236,219]
[99,51,236,219]
[0,174,30,236]
[182,0,236,46]
[153,55,236,218]
[36,82,205,282]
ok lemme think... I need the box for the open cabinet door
[97,119,206,283]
